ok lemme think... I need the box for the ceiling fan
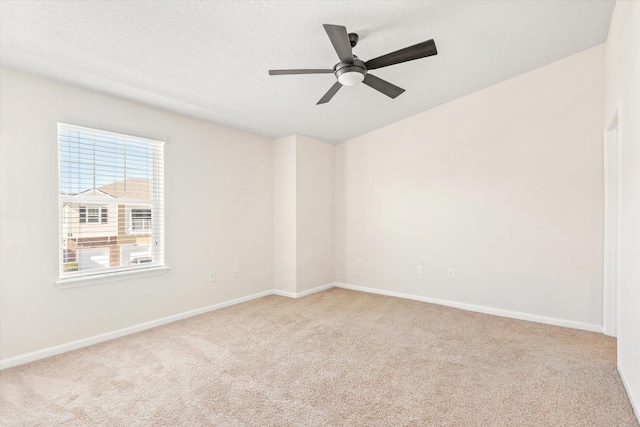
[269,24,437,105]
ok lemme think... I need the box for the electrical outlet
[209,271,217,282]
[417,265,422,274]
[448,268,455,279]
[355,259,361,268]
[233,267,239,278]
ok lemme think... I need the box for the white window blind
[58,124,165,280]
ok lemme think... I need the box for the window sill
[56,266,170,289]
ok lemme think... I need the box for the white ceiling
[0,1,615,144]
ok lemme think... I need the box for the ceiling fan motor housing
[334,57,367,86]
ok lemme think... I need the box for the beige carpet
[0,288,637,426]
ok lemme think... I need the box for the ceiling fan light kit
[334,58,367,86]
[269,24,437,105]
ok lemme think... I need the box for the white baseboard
[273,282,335,299]
[272,289,297,298]
[619,366,640,423]
[1,281,605,370]
[0,289,273,370]
[334,283,603,333]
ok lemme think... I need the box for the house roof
[99,178,152,199]
[71,189,114,199]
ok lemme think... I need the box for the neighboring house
[62,178,152,271]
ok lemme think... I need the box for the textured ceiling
[0,1,615,143]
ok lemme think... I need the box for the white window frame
[56,124,169,288]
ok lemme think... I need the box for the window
[58,124,165,284]
[79,206,108,223]
[130,208,152,232]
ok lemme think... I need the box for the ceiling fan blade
[269,69,334,75]
[323,24,354,64]
[363,74,405,99]
[317,81,342,105]
[365,39,437,70]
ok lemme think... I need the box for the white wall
[272,135,334,295]
[0,68,274,360]
[335,44,606,328]
[296,135,334,293]
[272,135,297,294]
[605,0,640,416]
